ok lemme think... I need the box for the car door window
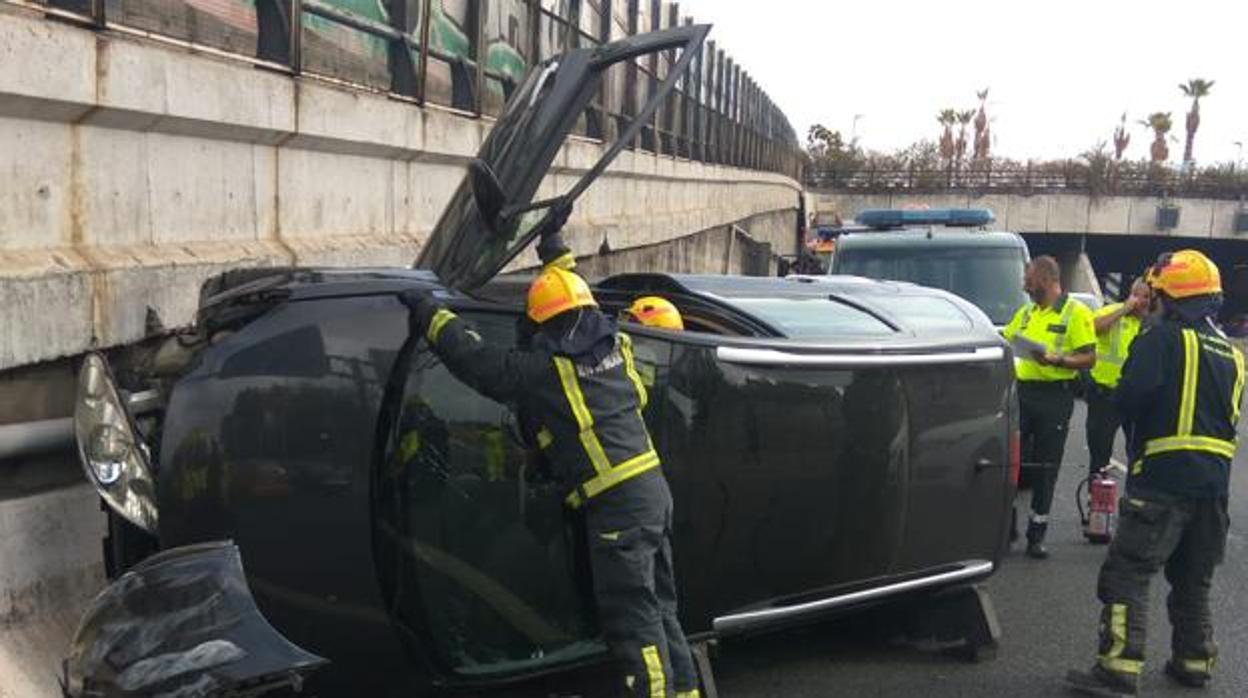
[373,311,603,679]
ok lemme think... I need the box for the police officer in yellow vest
[1002,256,1097,559]
[1085,280,1151,486]
[1066,250,1244,696]
[402,229,700,698]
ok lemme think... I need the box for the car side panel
[158,296,431,697]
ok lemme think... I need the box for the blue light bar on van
[855,208,995,229]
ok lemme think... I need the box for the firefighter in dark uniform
[1084,280,1151,484]
[402,235,700,698]
[1003,255,1097,559]
[1066,250,1244,696]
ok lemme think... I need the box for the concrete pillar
[1065,251,1103,302]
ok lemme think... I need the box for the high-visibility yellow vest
[1090,304,1142,389]
[1003,296,1096,382]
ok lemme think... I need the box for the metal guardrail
[8,0,802,180]
[808,165,1248,200]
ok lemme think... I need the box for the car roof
[835,229,1026,249]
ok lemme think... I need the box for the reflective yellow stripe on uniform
[565,449,661,508]
[1141,328,1238,460]
[1144,435,1237,459]
[641,645,666,698]
[1178,329,1200,436]
[426,308,457,344]
[1099,656,1144,675]
[619,334,649,409]
[1098,603,1142,675]
[1233,346,1245,423]
[553,356,613,477]
[1179,657,1216,675]
[536,427,554,449]
[675,691,702,698]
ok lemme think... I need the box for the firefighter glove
[399,289,441,335]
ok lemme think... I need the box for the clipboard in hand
[1011,334,1048,359]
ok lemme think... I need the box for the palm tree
[1112,113,1130,161]
[1179,78,1214,165]
[806,124,842,159]
[1138,112,1173,163]
[954,109,975,168]
[973,89,991,162]
[937,109,957,164]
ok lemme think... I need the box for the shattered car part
[62,542,325,697]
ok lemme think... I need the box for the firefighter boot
[1164,660,1211,688]
[1064,665,1139,696]
[1026,520,1050,559]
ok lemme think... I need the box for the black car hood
[415,24,710,291]
[62,542,326,697]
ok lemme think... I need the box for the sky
[676,0,1248,165]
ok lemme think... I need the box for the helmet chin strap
[565,308,584,341]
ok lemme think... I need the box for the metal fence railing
[808,163,1248,200]
[13,0,802,179]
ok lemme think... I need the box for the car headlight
[74,353,159,533]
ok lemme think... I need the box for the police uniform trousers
[1085,382,1124,480]
[1096,491,1228,677]
[1019,380,1075,541]
[585,471,698,697]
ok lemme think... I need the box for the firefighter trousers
[1019,381,1075,541]
[1095,492,1229,680]
[1085,384,1123,480]
[586,478,698,698]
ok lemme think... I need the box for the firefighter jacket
[422,306,659,509]
[1115,318,1245,496]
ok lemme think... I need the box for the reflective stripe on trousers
[1099,603,1143,675]
[641,645,665,698]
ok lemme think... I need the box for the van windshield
[835,247,1026,325]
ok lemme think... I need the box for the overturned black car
[67,25,1018,697]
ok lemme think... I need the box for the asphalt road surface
[712,402,1248,697]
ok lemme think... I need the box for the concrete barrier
[0,4,800,373]
[811,191,1247,239]
[0,483,105,698]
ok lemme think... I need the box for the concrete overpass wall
[0,5,801,373]
[813,191,1247,239]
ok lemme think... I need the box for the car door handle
[974,458,997,472]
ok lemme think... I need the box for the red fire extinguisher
[1085,470,1118,543]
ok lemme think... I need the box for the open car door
[415,24,711,291]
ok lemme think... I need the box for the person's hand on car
[399,289,442,335]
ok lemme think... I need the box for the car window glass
[374,311,603,679]
[867,295,976,331]
[729,297,895,338]
[836,246,1026,326]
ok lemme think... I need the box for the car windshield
[835,247,1026,325]
[730,297,895,338]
